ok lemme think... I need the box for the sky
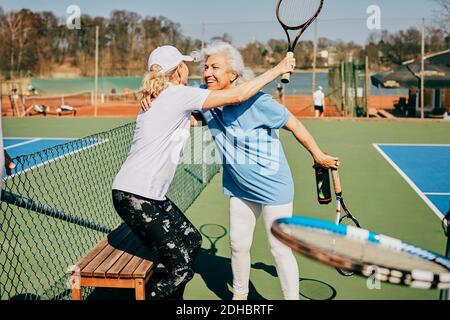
[0,0,439,47]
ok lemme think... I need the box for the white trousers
[229,197,299,300]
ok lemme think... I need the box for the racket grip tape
[313,163,332,205]
[331,169,342,195]
[281,52,294,84]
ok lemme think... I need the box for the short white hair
[192,41,254,86]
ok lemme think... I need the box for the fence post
[365,56,370,118]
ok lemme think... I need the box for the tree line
[0,6,448,80]
[0,8,201,79]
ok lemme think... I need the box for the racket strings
[340,215,358,227]
[282,225,449,274]
[278,0,322,28]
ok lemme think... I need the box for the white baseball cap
[147,45,194,73]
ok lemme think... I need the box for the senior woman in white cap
[111,45,295,300]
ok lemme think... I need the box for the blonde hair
[139,64,178,100]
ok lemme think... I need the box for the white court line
[3,138,109,181]
[376,143,450,147]
[5,137,75,141]
[424,193,450,196]
[373,143,445,221]
[4,138,41,150]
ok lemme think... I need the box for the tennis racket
[330,169,361,276]
[276,0,324,83]
[271,216,450,290]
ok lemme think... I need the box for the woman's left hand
[140,94,152,112]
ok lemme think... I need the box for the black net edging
[0,123,220,300]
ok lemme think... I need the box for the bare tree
[432,0,450,31]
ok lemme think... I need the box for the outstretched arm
[140,57,295,113]
[201,57,295,110]
[283,114,339,169]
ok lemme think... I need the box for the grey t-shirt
[112,84,210,200]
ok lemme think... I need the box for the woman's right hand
[274,56,296,76]
[140,94,152,112]
[314,152,341,170]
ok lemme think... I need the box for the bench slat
[81,227,132,277]
[119,246,150,279]
[378,109,396,119]
[133,258,154,279]
[92,231,136,277]
[75,224,126,271]
[107,236,144,278]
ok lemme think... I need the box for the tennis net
[0,123,220,300]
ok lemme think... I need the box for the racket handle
[335,209,341,225]
[281,52,294,84]
[331,169,342,195]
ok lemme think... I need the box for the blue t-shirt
[202,92,294,205]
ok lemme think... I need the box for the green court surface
[3,117,450,300]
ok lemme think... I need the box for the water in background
[187,72,407,97]
[32,73,408,97]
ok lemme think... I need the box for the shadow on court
[299,278,336,300]
[65,223,337,300]
[197,223,336,300]
[196,223,266,300]
[194,249,266,300]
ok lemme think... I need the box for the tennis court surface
[374,144,450,220]
[1,118,449,300]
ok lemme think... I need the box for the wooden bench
[70,223,155,300]
[367,108,381,118]
[57,105,77,117]
[368,108,397,119]
[377,109,396,119]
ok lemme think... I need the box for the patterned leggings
[112,190,202,300]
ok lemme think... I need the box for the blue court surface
[3,137,78,177]
[373,144,450,220]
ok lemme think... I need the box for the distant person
[276,83,285,104]
[444,108,450,121]
[313,86,325,118]
[9,89,20,116]
[408,89,417,117]
[10,88,19,100]
[26,84,36,96]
